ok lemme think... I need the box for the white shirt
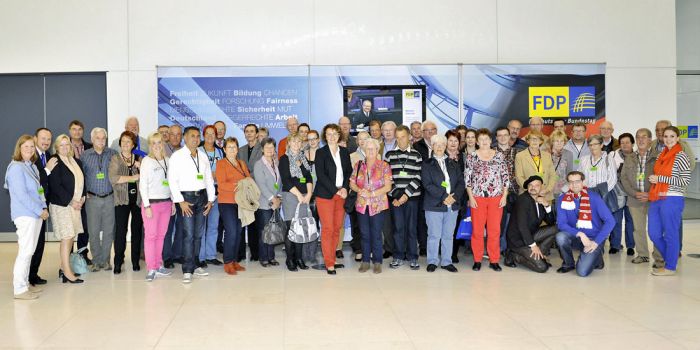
[139,156,173,207]
[436,155,451,194]
[167,147,216,203]
[331,146,343,187]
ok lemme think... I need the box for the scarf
[649,143,682,201]
[286,148,311,179]
[261,156,280,185]
[560,186,592,229]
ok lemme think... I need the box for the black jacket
[421,157,465,212]
[47,155,86,207]
[34,150,50,200]
[413,139,430,163]
[313,145,352,200]
[506,192,556,249]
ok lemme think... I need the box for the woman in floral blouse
[349,138,392,274]
[465,129,510,272]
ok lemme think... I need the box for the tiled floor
[1,221,700,349]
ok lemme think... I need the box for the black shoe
[260,261,270,267]
[30,276,47,285]
[286,261,298,272]
[609,247,619,254]
[504,254,516,268]
[216,242,224,254]
[334,263,345,269]
[326,269,336,275]
[595,259,605,270]
[419,249,427,257]
[557,266,574,273]
[269,259,280,266]
[489,263,502,272]
[83,256,93,266]
[311,264,326,270]
[472,262,481,271]
[626,248,635,256]
[335,250,344,259]
[198,260,208,268]
[59,269,81,278]
[206,259,223,266]
[133,264,140,272]
[296,260,309,270]
[113,264,122,274]
[452,256,459,263]
[383,251,393,259]
[427,264,437,272]
[441,264,458,273]
[250,256,259,262]
[62,275,84,284]
[354,253,362,262]
[164,260,174,269]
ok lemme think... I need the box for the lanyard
[190,152,201,173]
[554,153,563,172]
[205,147,222,169]
[637,151,647,174]
[574,142,585,159]
[156,158,168,178]
[24,163,40,183]
[591,155,604,169]
[226,157,247,177]
[97,152,104,172]
[529,148,542,173]
[122,153,135,175]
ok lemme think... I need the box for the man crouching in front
[555,171,615,277]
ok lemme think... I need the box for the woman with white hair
[422,134,465,273]
[349,138,392,274]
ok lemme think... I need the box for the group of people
[5,114,694,300]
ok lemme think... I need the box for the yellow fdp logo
[529,86,595,118]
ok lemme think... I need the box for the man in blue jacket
[555,171,615,277]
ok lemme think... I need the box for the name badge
[196,173,204,181]
[590,166,598,171]
[574,159,580,165]
[299,177,307,184]
[162,180,169,187]
[274,183,280,190]
[38,186,45,195]
[637,173,644,181]
[399,171,408,177]
[96,172,105,180]
[441,181,448,188]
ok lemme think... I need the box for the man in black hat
[504,175,558,273]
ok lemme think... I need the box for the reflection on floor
[1,221,699,349]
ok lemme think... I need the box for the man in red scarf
[555,171,615,277]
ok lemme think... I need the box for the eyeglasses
[588,142,601,146]
[326,132,339,137]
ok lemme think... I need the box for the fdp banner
[157,64,605,141]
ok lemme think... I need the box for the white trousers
[13,216,42,295]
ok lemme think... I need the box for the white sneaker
[156,267,172,276]
[145,270,156,282]
[194,267,209,276]
[182,273,192,284]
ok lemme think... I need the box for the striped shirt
[385,146,422,199]
[81,148,117,196]
[579,152,617,192]
[635,150,650,191]
[658,151,691,196]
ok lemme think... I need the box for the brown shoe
[28,285,43,293]
[233,262,246,272]
[358,262,370,273]
[373,263,382,274]
[224,262,237,275]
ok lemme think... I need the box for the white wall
[0,0,676,143]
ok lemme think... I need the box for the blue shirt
[556,190,615,245]
[4,161,46,221]
[82,148,117,195]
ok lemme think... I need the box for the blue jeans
[255,209,276,262]
[391,199,419,260]
[162,205,183,261]
[556,232,604,277]
[648,196,684,270]
[199,199,219,261]
[426,208,459,266]
[610,205,634,249]
[219,203,242,264]
[180,190,208,274]
[358,210,385,264]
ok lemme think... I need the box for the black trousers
[114,202,143,267]
[507,225,558,273]
[284,220,302,263]
[28,219,46,282]
[349,211,362,254]
[238,224,260,261]
[417,198,428,252]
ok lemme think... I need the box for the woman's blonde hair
[12,134,37,162]
[147,132,166,159]
[524,130,544,143]
[52,134,74,158]
[364,138,381,157]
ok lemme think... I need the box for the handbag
[288,203,319,243]
[262,208,286,245]
[455,207,473,240]
[69,247,89,275]
[344,160,363,213]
